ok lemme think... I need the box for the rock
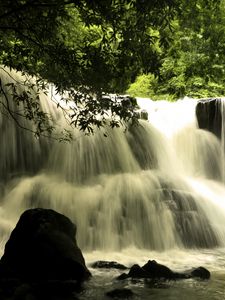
[191,266,211,279]
[0,208,91,282]
[126,261,186,280]
[196,98,222,139]
[106,288,134,298]
[117,95,137,108]
[118,260,210,281]
[101,94,137,110]
[91,261,128,270]
[142,260,175,279]
[128,264,150,278]
[116,273,130,280]
[127,121,158,169]
[140,110,148,120]
[161,187,219,248]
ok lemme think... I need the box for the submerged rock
[0,208,91,299]
[91,260,128,270]
[161,186,219,248]
[118,260,210,281]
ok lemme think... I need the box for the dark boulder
[91,260,127,270]
[142,260,178,279]
[190,266,210,279]
[0,208,91,282]
[118,260,210,281]
[196,98,222,139]
[128,264,150,278]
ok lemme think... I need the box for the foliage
[0,0,179,92]
[1,0,225,136]
[0,0,180,136]
[126,74,156,98]
[127,0,225,100]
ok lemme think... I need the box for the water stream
[0,68,225,299]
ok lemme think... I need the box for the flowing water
[0,68,225,299]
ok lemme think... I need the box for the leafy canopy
[127,0,225,100]
[1,0,223,137]
[0,0,180,137]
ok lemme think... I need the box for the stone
[142,260,175,279]
[196,98,222,139]
[128,264,150,278]
[191,266,211,279]
[118,260,210,281]
[0,208,91,282]
[140,110,148,120]
[91,261,127,270]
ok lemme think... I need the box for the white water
[1,69,225,299]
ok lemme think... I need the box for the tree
[126,0,225,100]
[126,74,156,98]
[0,0,179,137]
[155,0,225,99]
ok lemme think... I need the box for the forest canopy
[0,0,224,136]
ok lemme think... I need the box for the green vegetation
[0,0,224,136]
[127,74,156,99]
[127,0,225,100]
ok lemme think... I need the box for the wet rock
[106,288,134,298]
[127,121,158,169]
[118,260,210,281]
[128,264,150,278]
[91,261,128,270]
[191,266,211,279]
[101,94,137,110]
[140,110,148,120]
[161,187,219,248]
[135,110,148,120]
[196,98,222,139]
[117,95,137,108]
[142,260,190,279]
[142,260,175,279]
[0,208,91,299]
[0,208,91,282]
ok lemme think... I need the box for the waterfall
[1,68,225,256]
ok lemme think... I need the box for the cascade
[1,67,225,258]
